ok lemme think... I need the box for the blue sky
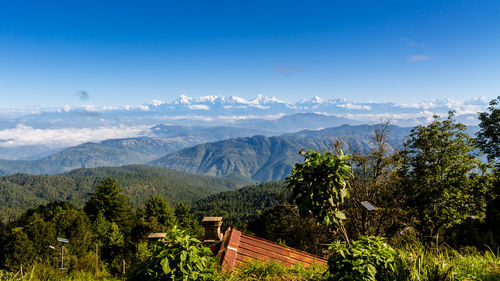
[0,0,499,107]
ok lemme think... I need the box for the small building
[201,217,327,272]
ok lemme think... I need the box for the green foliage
[477,96,500,166]
[0,165,246,223]
[144,195,177,232]
[286,147,352,228]
[174,203,203,237]
[399,113,491,237]
[151,135,341,182]
[327,236,402,281]
[248,203,331,256]
[191,182,286,230]
[0,227,34,270]
[84,178,134,234]
[227,260,327,281]
[345,122,406,239]
[128,226,217,281]
[397,242,500,281]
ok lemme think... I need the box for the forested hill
[149,125,412,182]
[0,165,250,223]
[191,181,287,230]
[150,135,337,182]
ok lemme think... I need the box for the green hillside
[150,135,338,182]
[191,181,287,229]
[0,165,248,223]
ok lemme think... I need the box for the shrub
[327,236,402,281]
[128,226,217,281]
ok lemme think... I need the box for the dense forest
[0,165,250,223]
[0,98,499,280]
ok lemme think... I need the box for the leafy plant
[327,236,402,281]
[128,226,217,281]
[286,146,352,242]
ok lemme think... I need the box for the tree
[84,178,134,233]
[0,227,34,269]
[476,97,500,249]
[174,203,202,236]
[247,202,331,255]
[345,122,405,239]
[286,144,353,242]
[477,96,500,166]
[399,113,491,239]
[144,195,177,232]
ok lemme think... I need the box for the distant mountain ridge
[4,95,489,129]
[0,125,274,174]
[150,124,414,182]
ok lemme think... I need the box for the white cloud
[337,103,372,110]
[189,104,210,110]
[0,124,150,148]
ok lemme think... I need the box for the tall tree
[476,97,500,249]
[345,122,405,239]
[399,112,491,239]
[144,195,177,231]
[477,96,500,166]
[174,203,202,236]
[84,178,134,233]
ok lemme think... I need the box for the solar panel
[361,201,376,211]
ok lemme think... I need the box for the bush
[327,236,402,281]
[128,226,217,281]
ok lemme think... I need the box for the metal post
[61,245,64,269]
[96,243,99,275]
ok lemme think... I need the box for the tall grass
[1,246,498,281]
[398,244,500,281]
[0,263,119,281]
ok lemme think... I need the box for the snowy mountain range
[0,95,492,156]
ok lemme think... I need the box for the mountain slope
[150,124,416,182]
[150,135,338,182]
[0,137,190,175]
[0,125,275,175]
[0,165,249,222]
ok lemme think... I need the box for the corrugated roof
[216,228,327,272]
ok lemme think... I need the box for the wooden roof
[216,228,327,272]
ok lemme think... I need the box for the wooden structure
[147,233,167,241]
[215,227,327,272]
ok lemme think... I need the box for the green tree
[286,144,353,243]
[144,195,177,232]
[345,122,405,239]
[84,178,134,233]
[0,227,34,269]
[477,96,500,166]
[476,97,500,249]
[399,113,491,238]
[248,203,331,255]
[174,203,203,237]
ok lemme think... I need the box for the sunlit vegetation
[0,97,499,280]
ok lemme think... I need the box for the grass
[398,245,500,281]
[0,264,120,281]
[1,246,498,281]
[219,260,327,281]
